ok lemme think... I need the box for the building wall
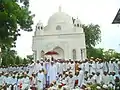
[32,32,86,61]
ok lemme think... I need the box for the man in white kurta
[108,61,115,73]
[48,62,57,84]
[28,61,35,76]
[70,61,75,75]
[78,68,84,87]
[102,72,110,85]
[22,73,30,90]
[94,72,102,84]
[37,70,45,90]
[34,61,41,74]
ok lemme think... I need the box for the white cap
[103,84,108,89]
[118,61,120,64]
[108,84,113,88]
[96,86,101,89]
[65,72,69,74]
[87,87,91,90]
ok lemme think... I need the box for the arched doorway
[72,49,76,60]
[53,46,64,59]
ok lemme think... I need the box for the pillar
[36,50,40,60]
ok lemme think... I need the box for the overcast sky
[15,0,120,57]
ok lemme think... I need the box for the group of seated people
[0,57,120,90]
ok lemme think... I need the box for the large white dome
[48,8,73,25]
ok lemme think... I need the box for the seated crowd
[0,57,120,90]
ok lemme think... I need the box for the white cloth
[102,74,110,85]
[68,77,75,89]
[34,63,41,74]
[78,70,84,87]
[37,72,45,90]
[48,64,57,84]
[94,75,102,84]
[84,62,89,72]
[22,77,30,90]
[28,63,35,75]
[108,62,114,73]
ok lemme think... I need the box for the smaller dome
[36,20,44,30]
[74,18,82,27]
[74,18,81,24]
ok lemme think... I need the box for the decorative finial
[59,5,62,12]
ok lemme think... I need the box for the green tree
[27,55,33,62]
[0,0,34,51]
[103,49,120,60]
[1,49,17,66]
[22,58,28,65]
[15,56,21,65]
[82,24,101,57]
[88,48,104,59]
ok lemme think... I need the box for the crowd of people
[0,57,120,90]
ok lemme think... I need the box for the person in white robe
[22,73,30,90]
[0,72,4,87]
[94,72,102,84]
[109,72,116,85]
[89,60,96,74]
[70,61,75,75]
[68,73,75,89]
[84,60,89,75]
[97,61,103,75]
[101,72,110,85]
[62,61,67,72]
[78,68,84,87]
[37,70,45,90]
[87,74,96,84]
[10,75,17,90]
[48,61,57,84]
[59,61,64,74]
[113,60,119,74]
[108,60,115,73]
[55,60,60,75]
[4,73,12,90]
[34,60,41,74]
[103,61,109,72]
[28,61,35,76]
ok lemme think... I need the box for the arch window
[41,50,44,58]
[56,25,61,30]
[38,26,40,30]
[72,49,76,60]
[77,24,79,27]
[41,26,43,30]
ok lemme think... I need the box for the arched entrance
[53,46,64,59]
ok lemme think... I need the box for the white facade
[32,7,86,61]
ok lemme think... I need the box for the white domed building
[32,6,86,61]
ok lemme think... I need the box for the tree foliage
[88,48,120,60]
[82,24,101,57]
[82,24,101,48]
[0,0,34,50]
